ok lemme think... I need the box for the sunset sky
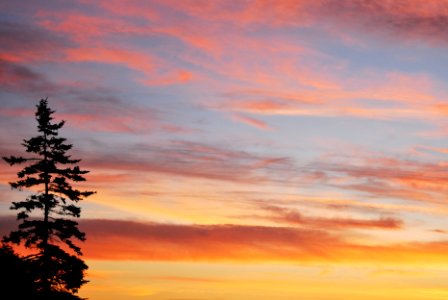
[2,1,448,299]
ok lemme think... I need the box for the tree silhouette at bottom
[0,243,34,299]
[2,98,94,299]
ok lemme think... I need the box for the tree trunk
[42,130,51,294]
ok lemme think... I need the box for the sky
[2,0,448,299]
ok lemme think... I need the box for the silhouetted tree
[2,98,95,299]
[0,243,34,298]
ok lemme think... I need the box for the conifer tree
[2,98,95,299]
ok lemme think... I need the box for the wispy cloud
[81,140,294,184]
[0,60,59,95]
[258,204,402,230]
[0,20,72,62]
[302,152,448,203]
[230,113,271,130]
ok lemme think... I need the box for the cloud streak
[258,204,402,230]
[3,1,447,127]
[81,140,294,185]
[164,0,448,46]
[302,153,448,203]
[1,216,445,264]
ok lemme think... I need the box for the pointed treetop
[35,98,65,134]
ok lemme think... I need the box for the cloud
[0,20,72,62]
[1,216,446,263]
[304,153,448,203]
[0,66,161,134]
[37,13,147,43]
[63,218,448,264]
[163,0,448,46]
[258,204,402,230]
[0,17,194,86]
[81,140,294,184]
[143,69,194,86]
[0,60,59,95]
[0,215,345,261]
[6,1,446,122]
[146,276,227,283]
[215,70,443,121]
[230,113,271,130]
[415,145,448,155]
[34,10,200,85]
[55,99,160,134]
[66,0,448,125]
[65,47,155,77]
[90,0,448,47]
[313,0,448,46]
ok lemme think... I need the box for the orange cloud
[77,219,354,261]
[1,216,445,264]
[77,219,448,264]
[433,103,448,116]
[147,276,227,283]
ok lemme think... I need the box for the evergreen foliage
[0,243,34,299]
[2,98,94,298]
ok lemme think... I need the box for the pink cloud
[415,145,448,155]
[168,0,448,46]
[78,140,293,185]
[230,113,271,130]
[65,47,155,76]
[305,153,448,203]
[259,204,402,230]
[215,70,444,121]
[143,69,194,86]
[7,0,445,107]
